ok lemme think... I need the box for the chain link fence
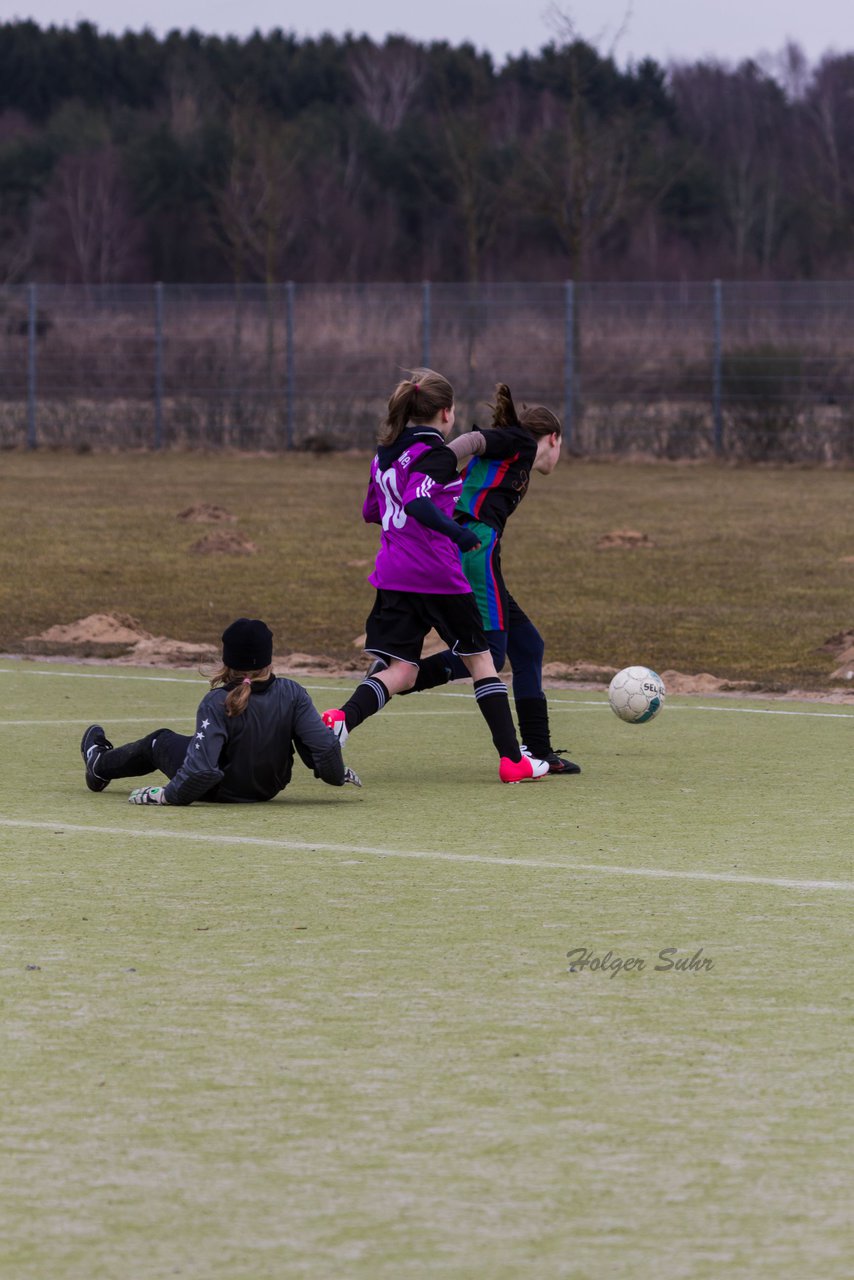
[2,281,854,459]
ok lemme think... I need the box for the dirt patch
[177,503,237,523]
[26,612,153,646]
[22,614,360,675]
[817,628,854,680]
[115,637,218,667]
[819,629,854,654]
[659,669,761,694]
[24,613,217,667]
[282,651,363,675]
[829,650,854,681]
[190,530,258,556]
[596,529,656,549]
[13,614,854,696]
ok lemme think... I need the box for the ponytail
[209,665,272,717]
[379,368,454,446]
[490,382,562,441]
[491,383,521,429]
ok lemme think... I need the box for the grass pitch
[1,660,852,1279]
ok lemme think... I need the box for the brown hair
[379,368,454,446]
[491,383,562,440]
[209,665,272,717]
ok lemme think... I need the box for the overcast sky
[6,0,851,67]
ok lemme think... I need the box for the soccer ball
[608,666,665,723]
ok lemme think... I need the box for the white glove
[343,767,362,788]
[129,785,168,805]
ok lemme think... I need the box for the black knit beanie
[221,618,273,671]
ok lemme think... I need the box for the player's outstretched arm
[292,687,351,786]
[447,430,486,464]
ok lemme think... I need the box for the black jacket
[163,676,344,805]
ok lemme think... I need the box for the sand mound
[177,503,237,523]
[596,529,655,550]
[820,629,854,655]
[27,612,152,645]
[190,530,258,556]
[659,669,759,693]
[829,648,854,681]
[25,613,216,667]
[817,629,854,680]
[281,652,362,674]
[116,637,218,667]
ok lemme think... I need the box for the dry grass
[2,451,853,688]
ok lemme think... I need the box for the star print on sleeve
[201,719,210,729]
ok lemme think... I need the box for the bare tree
[438,105,507,283]
[348,38,424,133]
[670,61,788,274]
[531,92,632,275]
[211,107,303,284]
[803,55,854,222]
[43,147,144,283]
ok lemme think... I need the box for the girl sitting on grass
[80,617,361,804]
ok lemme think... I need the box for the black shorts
[364,589,490,667]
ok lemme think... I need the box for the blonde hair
[379,368,454,446]
[209,665,272,717]
[491,383,562,440]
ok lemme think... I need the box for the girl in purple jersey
[375,384,580,775]
[322,369,548,784]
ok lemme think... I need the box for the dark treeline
[1,20,853,283]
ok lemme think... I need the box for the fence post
[422,280,432,368]
[154,281,164,449]
[27,283,37,449]
[285,281,295,450]
[563,280,575,449]
[712,278,723,454]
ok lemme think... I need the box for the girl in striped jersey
[322,369,548,783]
[387,384,581,775]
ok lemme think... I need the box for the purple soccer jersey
[363,441,470,593]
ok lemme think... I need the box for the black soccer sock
[97,731,161,779]
[399,652,455,696]
[515,694,552,758]
[473,677,521,761]
[343,676,391,731]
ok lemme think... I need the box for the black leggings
[97,729,191,781]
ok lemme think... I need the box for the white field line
[1,818,852,893]
[2,667,854,720]
[0,718,165,727]
[0,667,205,685]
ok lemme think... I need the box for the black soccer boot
[516,694,581,776]
[81,724,114,792]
